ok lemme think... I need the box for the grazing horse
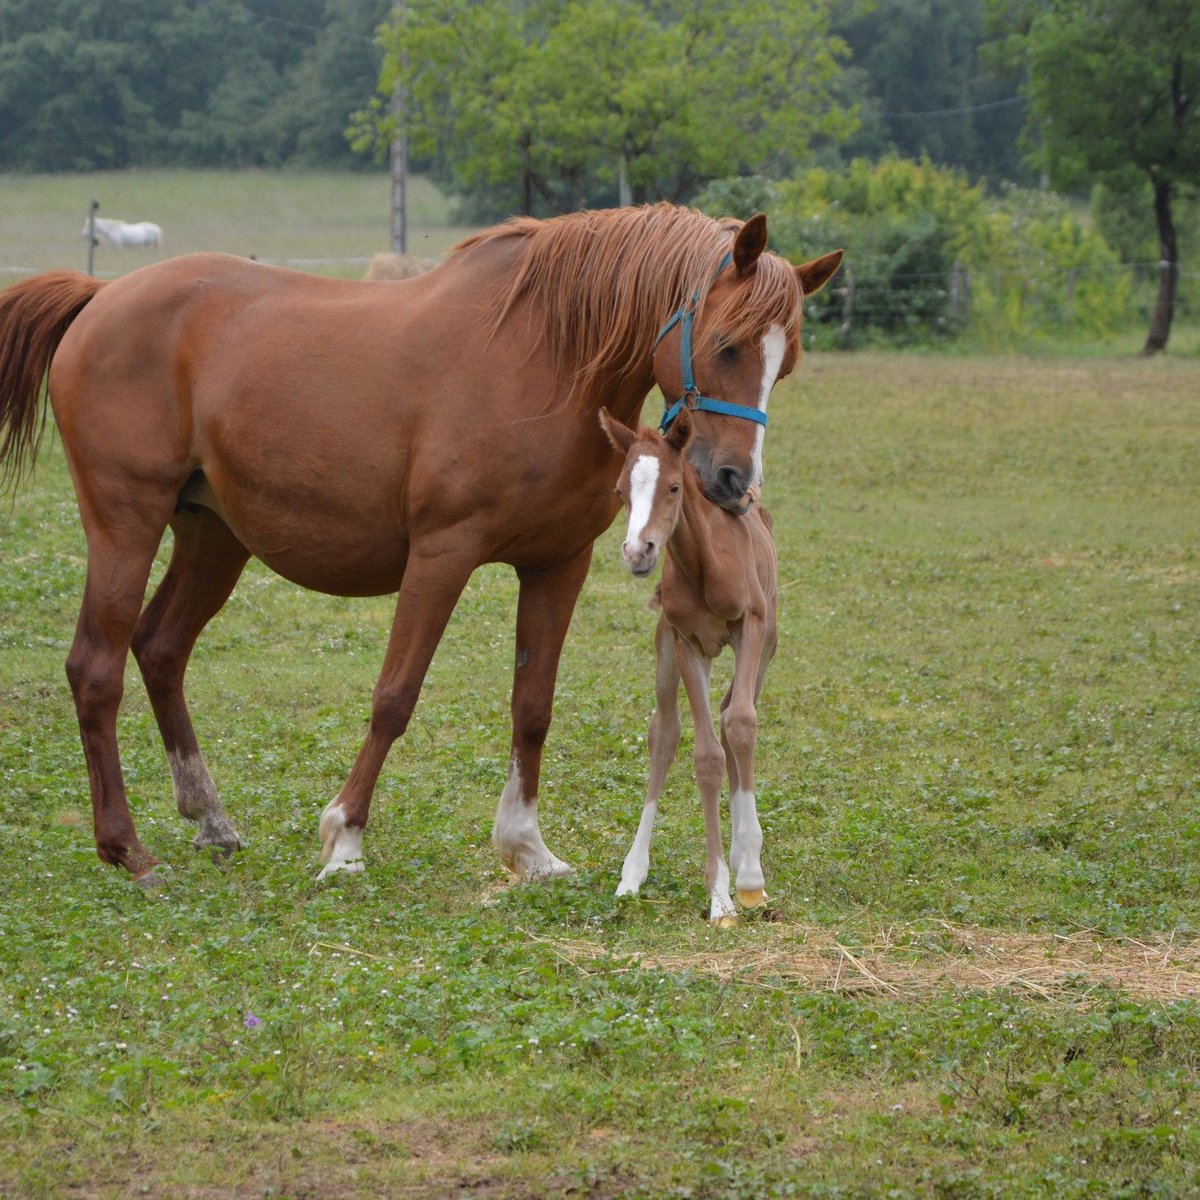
[0,203,840,886]
[82,217,163,248]
[601,410,777,924]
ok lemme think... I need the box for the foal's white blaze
[623,454,660,559]
[752,325,787,487]
[492,755,573,882]
[317,801,365,879]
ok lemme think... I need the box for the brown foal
[601,408,777,924]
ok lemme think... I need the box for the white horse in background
[83,217,163,248]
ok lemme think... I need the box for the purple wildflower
[243,1013,262,1029]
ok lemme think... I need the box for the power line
[881,95,1026,118]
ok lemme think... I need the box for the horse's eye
[669,484,680,494]
[718,343,739,362]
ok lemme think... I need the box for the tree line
[2,0,1023,188]
[2,0,1195,350]
[0,0,389,170]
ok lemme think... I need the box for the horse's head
[599,409,689,578]
[652,214,842,513]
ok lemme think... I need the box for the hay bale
[364,252,439,281]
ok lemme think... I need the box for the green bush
[696,158,1137,348]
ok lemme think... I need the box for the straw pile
[521,920,1200,1005]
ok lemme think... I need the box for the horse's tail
[0,271,105,487]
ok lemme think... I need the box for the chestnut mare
[0,204,841,886]
[601,410,777,925]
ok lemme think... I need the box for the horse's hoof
[194,827,242,855]
[711,913,738,929]
[520,857,573,884]
[134,865,171,891]
[317,858,365,882]
[736,888,766,909]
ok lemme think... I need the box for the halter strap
[653,251,768,433]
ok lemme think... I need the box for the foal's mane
[452,204,803,404]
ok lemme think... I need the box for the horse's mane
[452,204,803,403]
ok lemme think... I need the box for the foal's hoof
[711,912,738,929]
[736,888,766,909]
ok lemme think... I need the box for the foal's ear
[664,406,692,451]
[598,407,635,453]
[795,249,844,297]
[733,213,768,276]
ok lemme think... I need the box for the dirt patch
[522,920,1200,1005]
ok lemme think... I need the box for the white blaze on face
[624,453,661,554]
[753,325,787,487]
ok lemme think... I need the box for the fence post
[838,263,855,350]
[86,199,99,276]
[950,260,971,328]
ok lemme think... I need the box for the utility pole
[390,0,408,254]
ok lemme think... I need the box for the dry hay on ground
[365,251,440,281]
[519,920,1200,1005]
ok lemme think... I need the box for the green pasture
[0,169,467,277]
[1,349,1197,1196]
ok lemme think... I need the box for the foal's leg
[720,621,773,908]
[319,541,477,878]
[68,501,176,879]
[492,548,593,882]
[674,639,735,925]
[617,615,681,897]
[131,508,250,854]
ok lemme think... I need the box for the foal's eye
[718,342,739,362]
[669,484,680,494]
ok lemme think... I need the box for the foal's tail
[0,271,105,486]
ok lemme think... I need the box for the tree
[988,0,1200,353]
[0,0,386,170]
[833,0,1029,186]
[356,0,856,216]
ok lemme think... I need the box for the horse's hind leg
[131,508,250,854]
[67,503,176,880]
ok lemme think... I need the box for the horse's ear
[795,249,844,297]
[599,407,635,454]
[732,213,768,276]
[665,407,692,451]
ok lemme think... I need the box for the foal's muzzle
[622,540,660,576]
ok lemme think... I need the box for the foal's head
[599,409,693,578]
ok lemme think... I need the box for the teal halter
[653,251,769,434]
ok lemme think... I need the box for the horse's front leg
[318,541,478,878]
[492,548,593,882]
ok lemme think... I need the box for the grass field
[1,345,1198,1196]
[0,169,470,277]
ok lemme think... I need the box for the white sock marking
[492,756,572,882]
[317,802,365,879]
